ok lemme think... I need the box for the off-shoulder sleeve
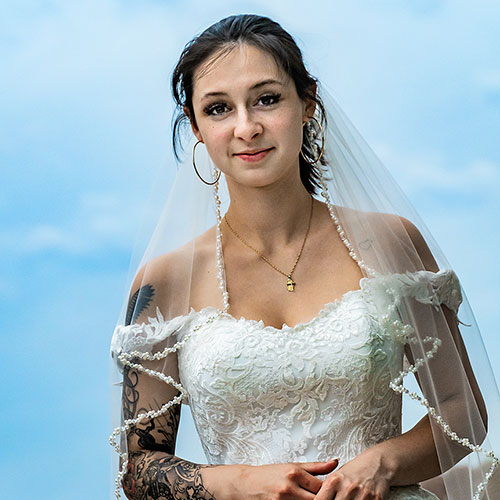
[110,306,191,359]
[386,268,463,314]
[363,268,463,315]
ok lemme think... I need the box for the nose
[233,109,263,142]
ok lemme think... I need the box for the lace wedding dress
[112,267,463,500]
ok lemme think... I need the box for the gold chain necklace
[224,196,314,292]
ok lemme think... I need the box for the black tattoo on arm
[122,368,217,500]
[126,451,217,500]
[126,284,155,325]
[133,398,180,453]
[122,366,140,421]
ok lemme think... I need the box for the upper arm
[397,216,487,430]
[123,355,182,455]
[399,216,439,273]
[122,259,183,455]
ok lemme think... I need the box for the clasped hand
[209,448,392,500]
[313,450,391,500]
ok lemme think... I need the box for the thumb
[299,459,339,474]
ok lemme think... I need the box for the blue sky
[1,1,499,499]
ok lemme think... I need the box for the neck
[223,174,314,253]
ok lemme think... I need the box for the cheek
[203,125,231,157]
[272,108,302,136]
[270,112,303,152]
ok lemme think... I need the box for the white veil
[108,24,499,500]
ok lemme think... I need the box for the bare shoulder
[330,204,438,272]
[130,226,216,290]
[126,225,217,322]
[386,212,439,272]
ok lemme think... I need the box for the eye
[203,102,230,116]
[257,93,281,106]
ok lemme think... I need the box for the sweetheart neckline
[157,274,372,335]
[195,284,369,333]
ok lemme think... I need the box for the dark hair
[171,14,327,195]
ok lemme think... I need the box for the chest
[178,292,403,409]
[191,225,366,330]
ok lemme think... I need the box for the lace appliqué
[177,291,403,468]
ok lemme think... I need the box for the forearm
[364,414,441,487]
[369,390,484,487]
[124,450,215,500]
[124,450,243,500]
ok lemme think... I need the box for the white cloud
[475,69,500,92]
[1,190,143,256]
[81,191,148,246]
[372,141,500,197]
[24,224,77,253]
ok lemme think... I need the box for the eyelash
[203,93,282,117]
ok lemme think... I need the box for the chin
[221,152,298,188]
[226,167,286,189]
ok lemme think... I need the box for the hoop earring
[300,117,325,165]
[192,140,221,185]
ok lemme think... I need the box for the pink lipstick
[235,148,273,162]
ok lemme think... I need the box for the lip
[234,147,273,162]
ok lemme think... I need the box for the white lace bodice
[112,268,463,500]
[176,288,401,465]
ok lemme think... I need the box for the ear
[302,82,317,123]
[183,105,203,143]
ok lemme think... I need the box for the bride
[110,14,499,500]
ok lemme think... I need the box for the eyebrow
[200,79,284,101]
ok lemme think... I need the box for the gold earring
[192,140,221,185]
[300,117,325,165]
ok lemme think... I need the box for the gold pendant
[286,277,296,292]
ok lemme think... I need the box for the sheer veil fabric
[109,81,499,499]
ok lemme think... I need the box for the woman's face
[188,43,314,189]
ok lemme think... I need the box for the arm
[121,359,221,500]
[400,216,487,435]
[120,275,221,500]
[314,216,488,499]
[371,216,487,482]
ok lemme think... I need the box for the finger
[299,459,339,475]
[282,464,324,494]
[314,483,338,500]
[314,475,341,500]
[287,483,318,500]
[272,470,321,500]
[327,481,362,500]
[294,468,324,494]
